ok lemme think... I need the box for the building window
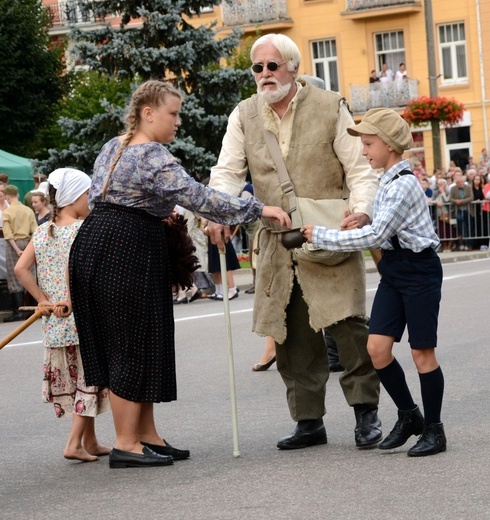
[438,22,467,85]
[374,30,405,76]
[311,39,339,92]
[445,125,471,170]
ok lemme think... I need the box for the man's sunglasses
[251,61,286,73]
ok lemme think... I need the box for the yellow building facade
[193,0,490,172]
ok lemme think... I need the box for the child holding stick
[15,168,111,462]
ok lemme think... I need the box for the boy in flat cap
[303,108,446,457]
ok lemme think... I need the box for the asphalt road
[0,257,489,520]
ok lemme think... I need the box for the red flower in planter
[403,96,464,127]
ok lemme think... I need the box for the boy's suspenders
[389,169,414,250]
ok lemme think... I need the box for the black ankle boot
[378,405,424,450]
[277,419,327,450]
[3,292,25,323]
[407,422,446,457]
[354,405,382,448]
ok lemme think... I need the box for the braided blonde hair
[102,80,183,199]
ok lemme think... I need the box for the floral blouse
[33,221,82,348]
[90,137,264,225]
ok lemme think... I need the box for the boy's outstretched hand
[302,224,314,243]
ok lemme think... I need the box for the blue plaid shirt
[312,159,440,252]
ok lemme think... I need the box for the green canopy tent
[0,149,34,201]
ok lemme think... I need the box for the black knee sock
[376,358,415,411]
[419,366,444,426]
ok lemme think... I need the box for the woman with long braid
[65,80,291,469]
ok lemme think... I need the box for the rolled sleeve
[209,106,249,196]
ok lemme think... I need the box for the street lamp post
[424,0,442,170]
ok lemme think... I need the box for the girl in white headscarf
[15,168,111,462]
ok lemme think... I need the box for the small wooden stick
[0,310,44,350]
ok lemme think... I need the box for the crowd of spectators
[412,150,490,251]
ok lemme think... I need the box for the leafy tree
[0,0,65,157]
[35,72,132,174]
[41,0,256,177]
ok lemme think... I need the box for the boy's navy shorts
[368,247,442,349]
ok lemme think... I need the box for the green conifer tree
[0,0,65,157]
[41,1,255,177]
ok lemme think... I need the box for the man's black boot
[277,419,327,450]
[354,405,382,448]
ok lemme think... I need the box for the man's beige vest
[239,85,367,343]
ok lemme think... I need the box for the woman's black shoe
[141,440,190,461]
[189,289,202,302]
[109,446,174,468]
[252,356,276,372]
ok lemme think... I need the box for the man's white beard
[258,80,292,104]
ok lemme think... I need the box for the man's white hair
[250,34,301,77]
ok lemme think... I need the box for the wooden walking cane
[0,308,44,350]
[219,246,240,458]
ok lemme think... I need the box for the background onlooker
[420,178,433,203]
[412,160,426,179]
[434,179,454,252]
[205,234,240,301]
[369,70,380,83]
[0,182,9,280]
[470,174,488,250]
[172,205,209,303]
[240,182,259,294]
[395,62,408,86]
[482,175,490,249]
[31,184,51,226]
[378,63,394,81]
[449,175,473,250]
[24,173,47,209]
[479,148,490,168]
[2,184,37,322]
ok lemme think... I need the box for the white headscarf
[47,168,91,208]
[30,181,49,196]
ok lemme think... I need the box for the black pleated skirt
[69,202,176,403]
[207,237,241,274]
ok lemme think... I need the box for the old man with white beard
[207,33,382,451]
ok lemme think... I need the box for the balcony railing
[349,79,419,113]
[221,0,288,27]
[346,0,418,10]
[48,1,101,27]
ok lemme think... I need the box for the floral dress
[33,221,110,418]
